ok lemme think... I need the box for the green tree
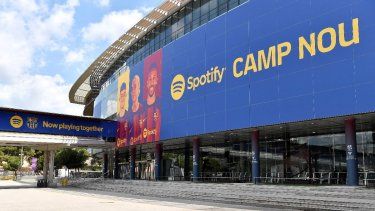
[3,156,20,171]
[55,148,90,170]
[0,147,41,171]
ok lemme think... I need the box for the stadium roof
[69,0,189,115]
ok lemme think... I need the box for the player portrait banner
[116,49,162,148]
[116,67,130,148]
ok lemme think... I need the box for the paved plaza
[1,179,375,210]
[0,187,256,211]
[71,179,375,210]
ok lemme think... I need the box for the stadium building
[70,0,375,186]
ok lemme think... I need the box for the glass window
[228,0,239,10]
[192,0,201,30]
[218,0,227,15]
[201,0,210,24]
[209,0,218,20]
[184,11,192,33]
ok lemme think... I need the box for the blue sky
[0,0,161,115]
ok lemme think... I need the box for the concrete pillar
[251,130,260,184]
[184,140,191,181]
[43,150,49,181]
[345,118,359,186]
[114,149,120,179]
[103,152,109,178]
[130,146,136,180]
[192,138,200,182]
[47,150,56,187]
[155,143,163,181]
[108,150,114,178]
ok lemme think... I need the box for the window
[101,0,249,88]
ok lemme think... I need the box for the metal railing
[191,172,249,183]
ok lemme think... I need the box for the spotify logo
[10,115,23,128]
[171,74,185,101]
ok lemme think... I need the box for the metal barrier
[191,172,249,183]
[254,172,347,185]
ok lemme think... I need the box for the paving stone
[69,179,375,210]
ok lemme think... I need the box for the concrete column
[155,143,163,181]
[108,150,114,178]
[114,149,120,179]
[184,140,191,181]
[251,130,260,184]
[192,138,200,182]
[130,146,136,180]
[103,152,109,178]
[47,150,56,187]
[345,118,359,186]
[43,150,49,181]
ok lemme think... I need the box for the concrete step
[69,180,375,210]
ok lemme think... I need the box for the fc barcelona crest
[27,117,38,129]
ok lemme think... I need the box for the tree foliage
[0,146,41,171]
[55,148,90,170]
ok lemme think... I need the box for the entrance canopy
[0,107,116,148]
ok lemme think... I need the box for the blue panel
[314,87,356,118]
[172,101,188,121]
[276,23,312,74]
[226,23,249,50]
[277,0,311,31]
[226,85,250,109]
[226,106,250,130]
[310,0,352,18]
[354,25,375,56]
[104,1,375,142]
[187,97,205,118]
[250,101,279,127]
[313,59,354,92]
[354,53,375,84]
[161,122,173,140]
[225,45,249,88]
[247,0,283,21]
[250,77,278,104]
[249,12,278,41]
[279,95,314,123]
[310,9,354,66]
[188,44,205,65]
[352,1,375,28]
[355,82,375,113]
[187,116,205,136]
[206,33,225,57]
[173,119,188,138]
[205,112,226,133]
[279,70,313,99]
[205,91,225,114]
[205,15,226,37]
[0,109,116,138]
[226,1,249,30]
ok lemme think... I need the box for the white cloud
[82,9,144,43]
[0,74,83,115]
[65,49,85,64]
[0,0,83,115]
[97,0,110,7]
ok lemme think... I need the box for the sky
[0,0,161,116]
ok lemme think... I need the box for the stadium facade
[70,0,375,186]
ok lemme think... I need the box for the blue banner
[0,108,116,138]
[104,0,375,146]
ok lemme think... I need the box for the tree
[0,146,41,171]
[55,148,90,170]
